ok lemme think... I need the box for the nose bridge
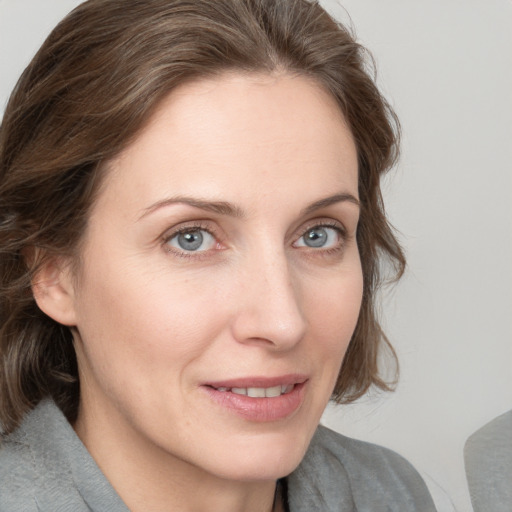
[231,243,307,349]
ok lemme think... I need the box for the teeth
[247,387,266,398]
[217,385,295,397]
[265,385,282,398]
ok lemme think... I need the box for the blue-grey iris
[177,231,204,251]
[304,227,328,248]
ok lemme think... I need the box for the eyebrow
[138,196,244,220]
[138,192,359,221]
[300,193,360,215]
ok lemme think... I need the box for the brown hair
[0,0,404,434]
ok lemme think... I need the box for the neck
[74,396,280,512]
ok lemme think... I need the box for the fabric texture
[464,409,512,512]
[0,398,437,511]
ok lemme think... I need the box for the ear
[31,256,78,327]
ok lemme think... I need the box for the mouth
[202,375,307,422]
[208,383,296,398]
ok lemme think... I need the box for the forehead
[98,72,358,218]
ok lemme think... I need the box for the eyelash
[298,220,347,248]
[161,220,348,259]
[162,222,221,260]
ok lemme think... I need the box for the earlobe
[32,257,78,327]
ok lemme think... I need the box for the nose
[230,249,307,350]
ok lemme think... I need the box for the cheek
[303,262,364,365]
[81,277,211,338]
[72,259,229,394]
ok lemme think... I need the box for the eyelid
[292,219,348,250]
[296,218,347,238]
[162,221,214,241]
[161,221,225,258]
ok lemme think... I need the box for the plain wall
[1,2,511,511]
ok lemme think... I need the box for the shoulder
[310,424,426,482]
[464,410,512,512]
[465,409,512,461]
[0,430,38,511]
[0,399,93,512]
[287,425,437,512]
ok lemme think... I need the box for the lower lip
[202,382,306,422]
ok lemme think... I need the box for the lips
[202,375,307,422]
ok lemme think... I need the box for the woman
[0,0,437,510]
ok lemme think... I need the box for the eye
[166,228,216,252]
[294,225,341,249]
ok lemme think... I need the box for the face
[67,73,362,484]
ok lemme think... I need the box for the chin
[198,428,314,482]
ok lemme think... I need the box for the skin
[36,72,363,512]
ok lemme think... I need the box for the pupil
[305,228,327,248]
[178,231,203,251]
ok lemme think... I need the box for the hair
[0,0,405,434]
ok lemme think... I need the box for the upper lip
[204,374,308,389]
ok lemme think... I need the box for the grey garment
[0,399,127,512]
[464,409,512,512]
[0,398,437,512]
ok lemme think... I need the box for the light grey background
[1,1,511,511]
